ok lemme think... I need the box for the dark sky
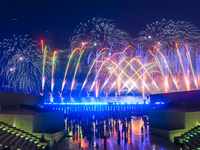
[1,0,200,48]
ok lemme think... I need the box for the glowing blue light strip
[44,102,149,105]
[154,102,164,104]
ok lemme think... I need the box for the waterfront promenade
[57,117,176,150]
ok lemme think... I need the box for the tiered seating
[174,125,200,150]
[0,122,49,150]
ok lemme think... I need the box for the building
[0,92,65,149]
[149,90,200,149]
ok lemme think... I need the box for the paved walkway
[58,117,176,150]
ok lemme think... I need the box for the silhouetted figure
[79,142,81,149]
[122,121,126,133]
[117,130,120,145]
[144,124,148,137]
[104,136,107,149]
[124,135,128,149]
[41,133,44,142]
[141,126,144,135]
[88,134,92,146]
[96,143,99,149]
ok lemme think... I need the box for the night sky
[1,0,200,48]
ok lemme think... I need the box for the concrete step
[189,139,200,149]
[175,125,200,144]
[185,142,196,150]
[15,137,26,150]
[21,139,31,150]
[27,141,38,150]
[0,132,10,141]
[195,134,200,139]
[0,122,50,149]
[0,130,7,138]
[192,136,200,143]
[184,144,190,150]
[1,134,16,148]
[7,136,21,148]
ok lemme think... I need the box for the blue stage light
[154,102,165,104]
[44,102,149,106]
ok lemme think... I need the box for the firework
[51,51,58,95]
[139,19,200,50]
[70,17,131,48]
[1,18,200,99]
[0,35,50,94]
[62,43,200,98]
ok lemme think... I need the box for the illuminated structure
[44,101,150,116]
[149,90,200,149]
[0,92,65,148]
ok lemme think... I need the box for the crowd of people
[66,115,148,149]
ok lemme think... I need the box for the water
[58,115,176,150]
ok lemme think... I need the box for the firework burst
[1,18,200,98]
[0,35,50,94]
[139,19,200,49]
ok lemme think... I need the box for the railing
[0,122,48,150]
[174,125,200,150]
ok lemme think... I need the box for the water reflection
[59,115,176,150]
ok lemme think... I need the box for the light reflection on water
[58,116,176,150]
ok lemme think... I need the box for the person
[41,133,44,142]
[96,143,99,149]
[144,124,148,137]
[79,142,81,149]
[104,135,107,149]
[141,126,143,135]
[124,135,128,149]
[117,130,120,145]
